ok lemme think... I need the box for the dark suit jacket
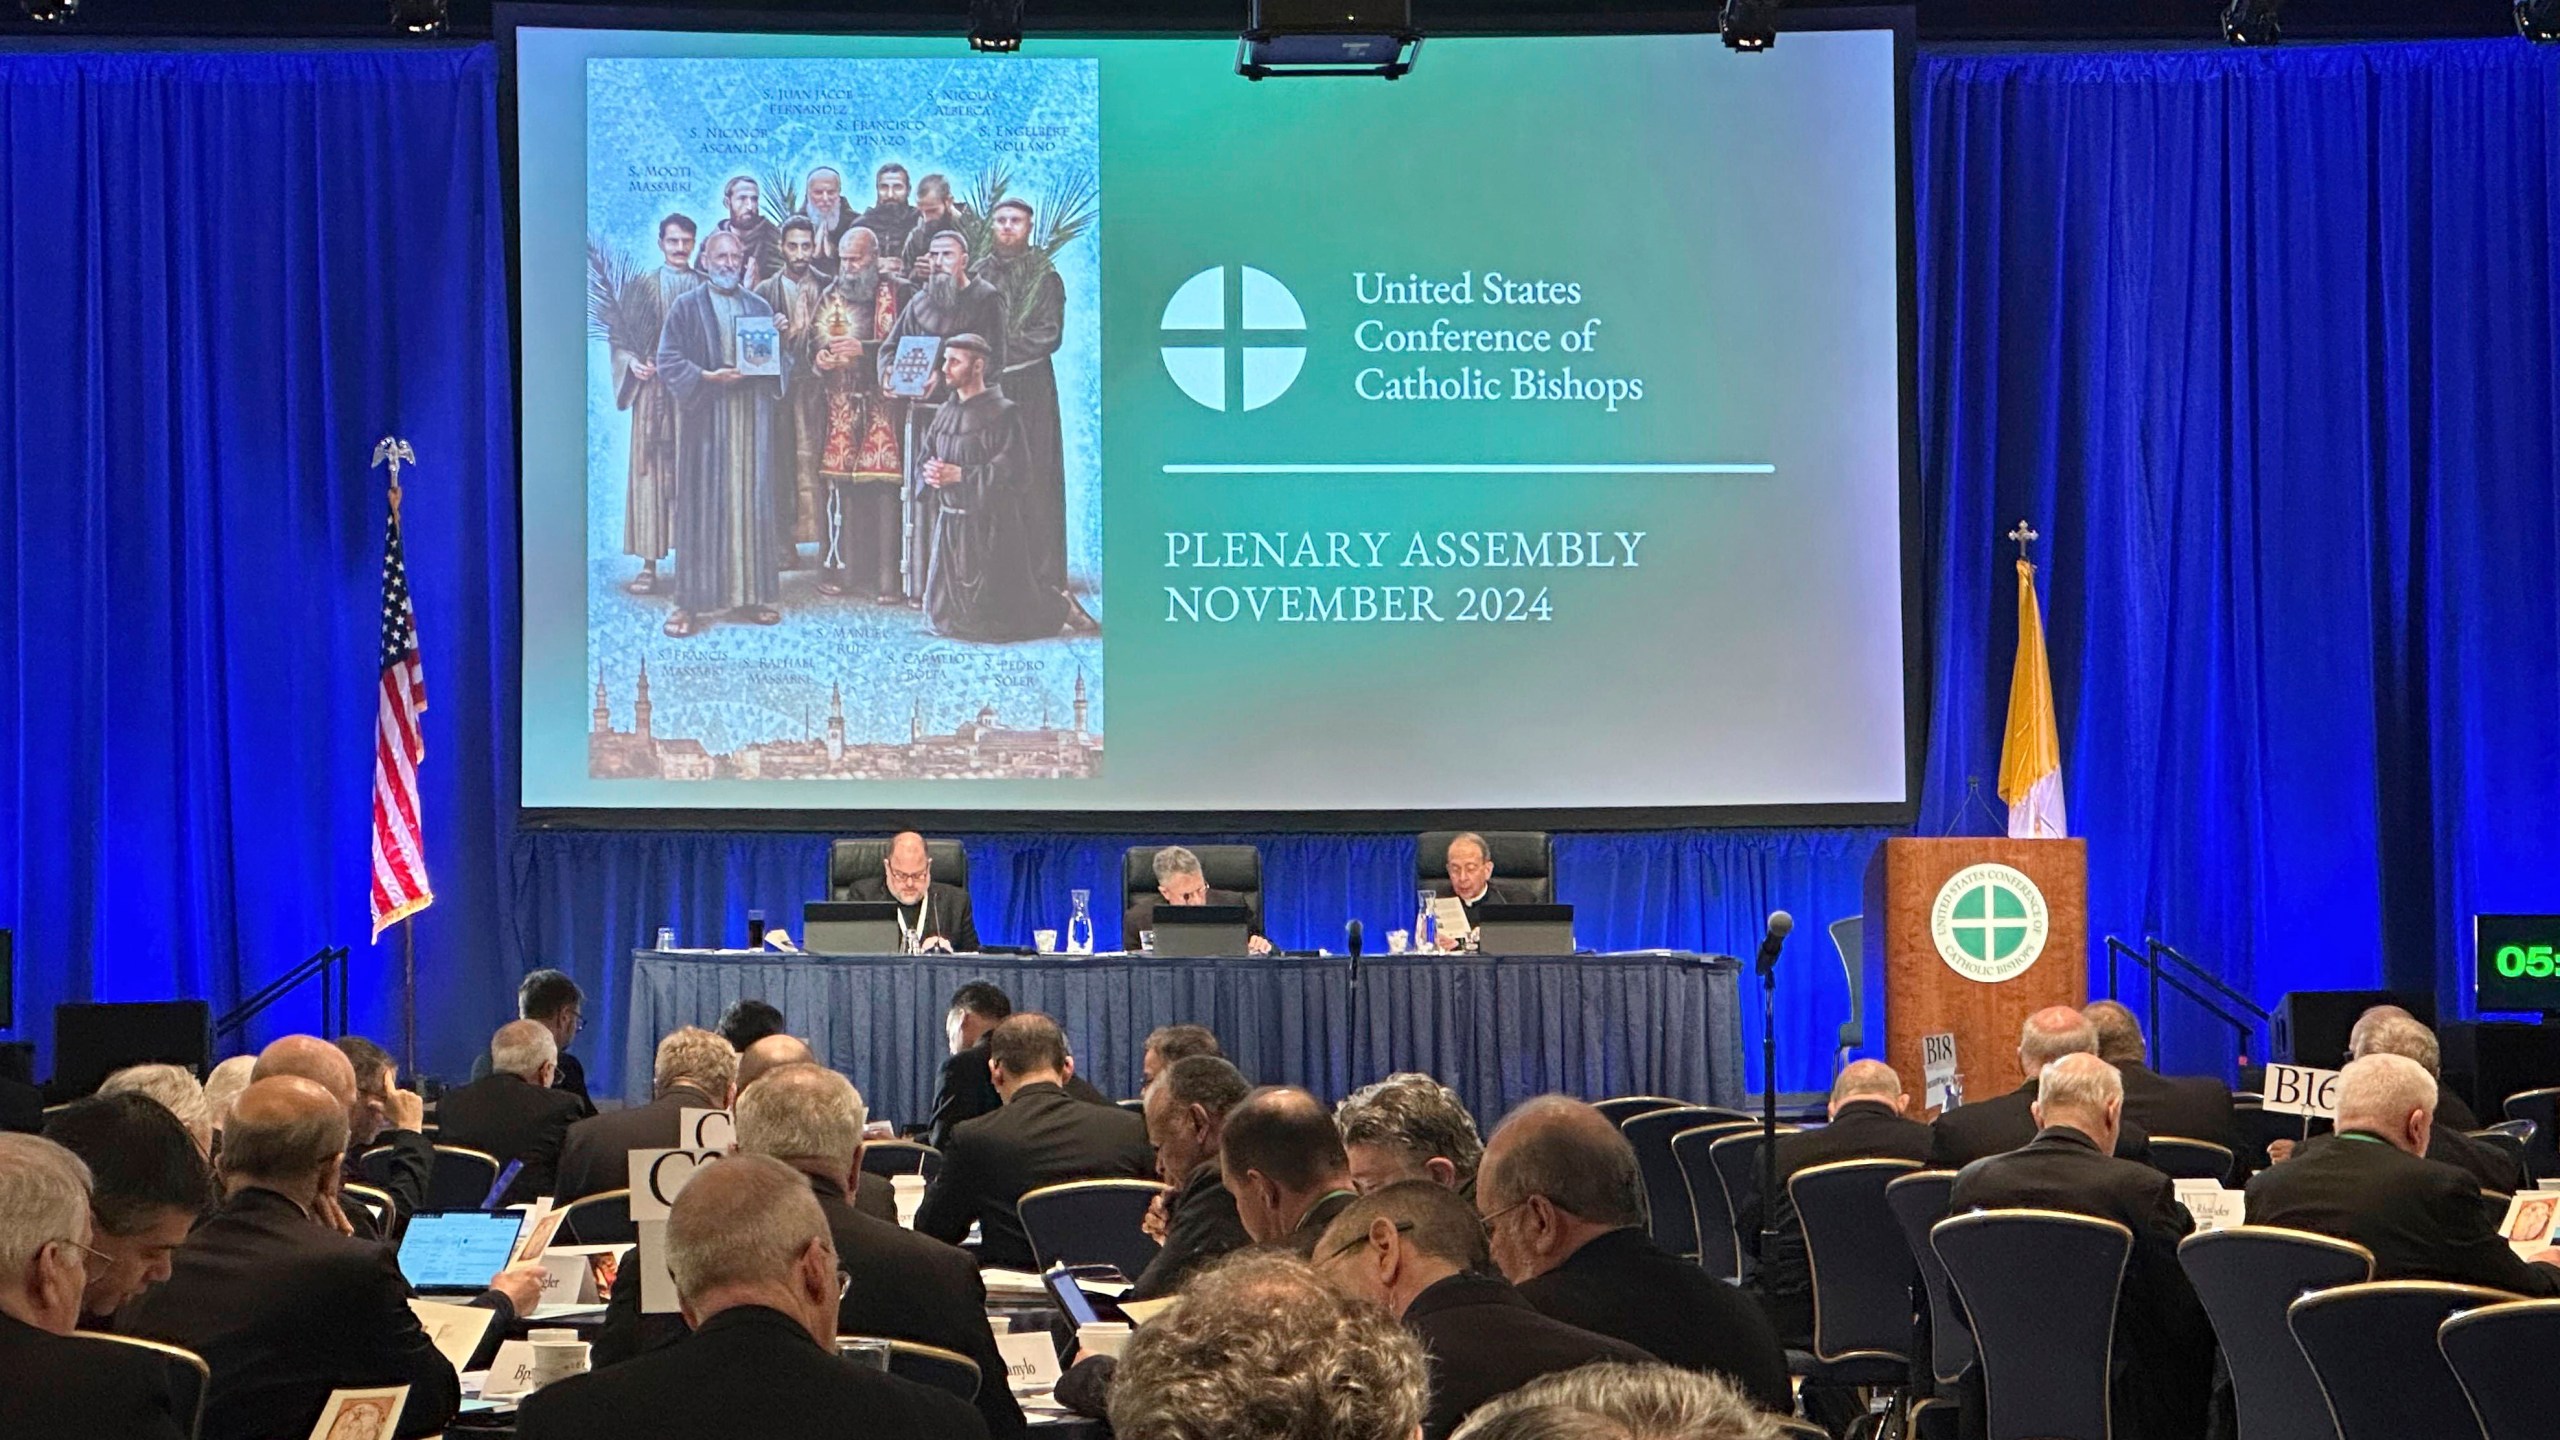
[1129,1160,1252,1301]
[590,1169,1023,1438]
[1949,1126,2214,1440]
[2114,1061,2250,1178]
[552,1083,726,1203]
[123,1186,514,1440]
[1453,877,1543,928]
[434,1071,586,1205]
[516,1304,988,1440]
[1407,1272,1652,1440]
[1515,1227,1792,1413]
[841,875,982,953]
[1122,887,1258,953]
[1278,1187,1360,1258]
[1753,1100,1934,1345]
[915,1081,1156,1270]
[1929,1080,2154,1169]
[2436,1079,2482,1134]
[353,1127,435,1222]
[922,1044,1110,1151]
[0,1312,186,1440]
[2427,1124,2526,1195]
[2245,1130,2560,1296]
[0,1074,42,1133]
[467,1047,596,1117]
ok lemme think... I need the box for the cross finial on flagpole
[2008,519,2039,563]
[373,436,416,514]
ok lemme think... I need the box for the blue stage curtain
[1913,41,2560,1072]
[0,48,516,1068]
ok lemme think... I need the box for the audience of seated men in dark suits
[40,1093,213,1327]
[1218,1085,1361,1251]
[468,969,597,1115]
[515,1152,988,1440]
[0,1134,193,1440]
[250,1033,433,1230]
[923,982,1111,1148]
[1132,1055,1254,1299]
[1948,1052,2215,1440]
[915,1012,1155,1269]
[1749,1058,1932,1348]
[2347,1003,2480,1130]
[1475,1097,1792,1414]
[553,1025,738,1202]
[434,1019,589,1207]
[1337,1071,1485,1201]
[1932,1006,2153,1167]
[2268,1013,2522,1193]
[2085,998,2251,1176]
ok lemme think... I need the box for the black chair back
[1018,1179,1162,1282]
[341,1183,399,1243]
[2177,1225,2373,1440]
[1670,1122,1758,1283]
[1884,1171,1971,1386]
[425,1144,503,1210]
[829,838,969,898]
[2288,1281,2506,1440]
[1622,1106,1738,1258]
[1932,1209,2130,1440]
[1706,1127,1797,1283]
[73,1333,209,1440]
[2467,1126,2531,1172]
[557,1188,636,1246]
[1593,1095,1686,1126]
[1415,830,1555,903]
[2438,1298,2560,1440]
[2147,1136,2238,1185]
[844,1336,982,1401]
[1792,1158,1924,1364]
[2502,1089,2559,1179]
[1121,845,1263,936]
[859,1139,944,1182]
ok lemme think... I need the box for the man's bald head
[2017,1006,2099,1075]
[889,831,928,865]
[1829,1059,1906,1115]
[1478,1096,1645,1228]
[221,1077,350,1185]
[252,1035,358,1108]
[737,1034,818,1092]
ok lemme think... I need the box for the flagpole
[372,433,430,1078]
[402,916,418,1078]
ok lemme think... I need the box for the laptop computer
[802,900,903,954]
[1150,904,1253,958]
[1474,903,1575,956]
[398,1210,531,1295]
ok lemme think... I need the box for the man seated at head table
[2246,1052,2560,1294]
[0,1133,192,1440]
[515,1152,988,1440]
[1123,845,1273,955]
[1337,1072,1484,1201]
[41,1093,216,1327]
[124,1077,544,1440]
[589,1061,1024,1438]
[1435,831,1542,949]
[839,831,981,953]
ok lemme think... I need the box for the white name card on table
[407,1298,497,1373]
[627,1148,723,1220]
[997,1329,1063,1392]
[635,1219,683,1314]
[2173,1179,2247,1234]
[534,1251,598,1307]
[479,1340,542,1400]
[677,1107,736,1151]
[978,1267,1054,1301]
[1921,1032,1961,1112]
[2500,1192,2560,1258]
[2259,1064,2342,1118]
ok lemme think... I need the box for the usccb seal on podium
[1929,863,2051,983]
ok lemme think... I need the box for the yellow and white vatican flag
[1998,554,2067,838]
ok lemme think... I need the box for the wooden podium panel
[1864,838,2087,1117]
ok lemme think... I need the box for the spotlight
[17,0,78,21]
[969,0,1023,53]
[2222,0,2281,45]
[1238,0,1421,79]
[2522,0,2560,41]
[388,0,446,35]
[1719,0,1781,52]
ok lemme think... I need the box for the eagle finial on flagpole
[372,436,416,513]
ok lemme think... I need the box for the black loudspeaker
[2270,989,2437,1070]
[0,928,12,1030]
[2441,1021,2560,1119]
[51,1000,210,1097]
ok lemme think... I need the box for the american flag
[369,481,434,938]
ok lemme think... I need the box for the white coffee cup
[1079,1322,1133,1360]
[529,1337,590,1390]
[1035,928,1060,954]
[892,1173,927,1227]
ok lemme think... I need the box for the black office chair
[2178,1225,2373,1440]
[424,1144,503,1210]
[1669,1121,1759,1284]
[340,1183,399,1243]
[2147,1136,2239,1185]
[1018,1179,1162,1282]
[556,1188,636,1246]
[1827,916,1866,1077]
[1706,1127,1799,1285]
[1622,1106,1742,1259]
[2288,1281,2508,1440]
[1791,1158,1923,1389]
[71,1333,209,1440]
[1884,1172,1972,1403]
[2467,1123,2533,1174]
[1932,1209,2131,1440]
[1120,845,1264,947]
[2438,1297,2560,1440]
[2502,1089,2558,1180]
[859,1139,944,1183]
[1593,1095,1688,1127]
[351,1145,406,1194]
[828,837,969,899]
[1415,830,1555,903]
[841,1336,981,1402]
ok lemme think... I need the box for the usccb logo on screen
[1159,265,1644,413]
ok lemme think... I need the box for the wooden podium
[1864,838,2087,1117]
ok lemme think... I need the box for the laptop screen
[399,1211,525,1291]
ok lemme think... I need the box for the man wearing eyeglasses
[1434,833,1539,951]
[842,831,981,954]
[0,1133,192,1440]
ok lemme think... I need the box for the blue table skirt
[624,950,1745,1127]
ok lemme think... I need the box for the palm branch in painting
[959,162,1099,333]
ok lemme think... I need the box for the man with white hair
[1948,1053,2212,1440]
[591,1063,1024,1438]
[554,1026,738,1203]
[2347,1003,2478,1128]
[1107,1254,1428,1440]
[2337,1015,2520,1191]
[514,1152,986,1440]
[1930,1005,2153,1167]
[1451,1363,1782,1440]
[0,1133,191,1439]
[202,1055,258,1144]
[1337,1071,1485,1199]
[1749,1059,1932,1349]
[2246,1052,2560,1294]
[436,1019,587,1206]
[98,1063,213,1155]
[1122,845,1273,954]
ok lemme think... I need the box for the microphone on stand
[1754,909,1793,1258]
[1346,918,1365,961]
[1755,910,1793,975]
[1344,919,1366,1050]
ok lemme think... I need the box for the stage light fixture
[969,0,1024,53]
[389,0,447,35]
[2222,0,2281,45]
[17,0,78,22]
[2522,0,2560,41]
[1237,0,1421,80]
[1719,0,1781,52]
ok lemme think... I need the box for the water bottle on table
[1066,889,1095,955]
[1415,889,1438,953]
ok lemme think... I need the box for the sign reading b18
[2476,914,2560,1014]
